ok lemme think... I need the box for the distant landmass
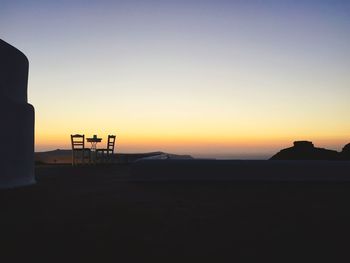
[36,141,350,164]
[270,141,350,160]
[35,149,193,164]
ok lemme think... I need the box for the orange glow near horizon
[35,109,350,153]
[35,126,349,157]
[33,82,350,157]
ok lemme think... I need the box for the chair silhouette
[71,134,91,166]
[96,135,116,163]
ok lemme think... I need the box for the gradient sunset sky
[1,0,349,158]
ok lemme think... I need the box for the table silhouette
[86,137,102,151]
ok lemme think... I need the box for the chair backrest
[107,135,116,153]
[71,134,85,150]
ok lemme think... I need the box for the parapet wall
[0,39,35,188]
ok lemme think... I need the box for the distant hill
[35,149,193,164]
[270,141,349,160]
[341,143,350,160]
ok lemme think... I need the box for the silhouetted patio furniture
[86,135,102,151]
[96,135,116,163]
[86,135,102,164]
[71,134,91,166]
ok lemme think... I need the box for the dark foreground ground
[1,163,350,261]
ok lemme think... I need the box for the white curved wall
[0,39,35,188]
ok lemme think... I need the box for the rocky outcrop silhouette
[270,141,342,160]
[341,143,350,160]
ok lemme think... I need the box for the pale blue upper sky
[1,0,350,158]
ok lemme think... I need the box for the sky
[1,0,350,158]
